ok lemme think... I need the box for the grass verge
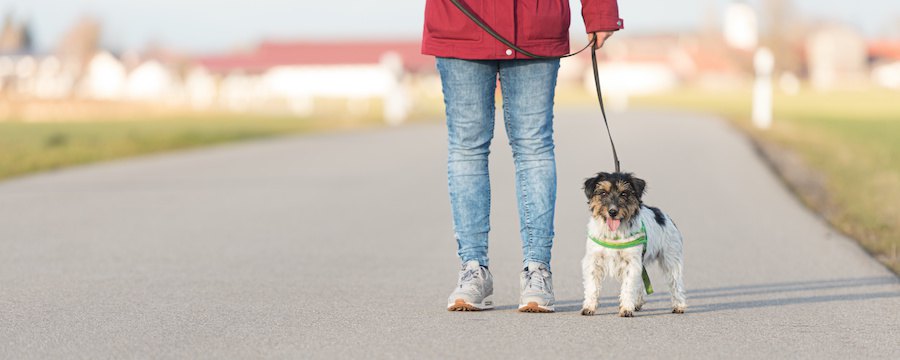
[632,88,900,274]
[0,113,382,182]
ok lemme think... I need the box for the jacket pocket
[521,0,570,41]
[425,0,483,41]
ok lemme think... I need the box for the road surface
[1,109,898,358]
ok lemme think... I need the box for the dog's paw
[581,308,596,316]
[618,309,634,317]
[634,303,643,312]
[672,305,686,314]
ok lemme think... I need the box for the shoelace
[525,269,549,291]
[458,268,482,288]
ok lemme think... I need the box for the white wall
[82,51,126,100]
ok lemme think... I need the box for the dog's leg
[660,251,687,314]
[634,291,645,312]
[581,253,603,316]
[618,254,643,317]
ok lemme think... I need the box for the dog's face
[583,172,646,232]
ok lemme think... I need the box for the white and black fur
[581,172,686,317]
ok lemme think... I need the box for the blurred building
[125,60,179,101]
[80,51,126,99]
[33,56,73,99]
[196,41,435,123]
[869,39,900,89]
[805,24,868,90]
[2,6,896,122]
[183,66,217,109]
[563,33,745,102]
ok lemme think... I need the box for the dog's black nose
[608,209,619,217]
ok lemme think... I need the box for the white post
[753,47,774,129]
[380,52,409,125]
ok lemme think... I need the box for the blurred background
[0,0,897,271]
[0,0,897,123]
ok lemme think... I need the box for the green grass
[632,88,900,274]
[0,114,379,181]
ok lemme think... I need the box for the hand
[589,31,615,49]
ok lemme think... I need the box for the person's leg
[497,59,560,269]
[436,57,498,267]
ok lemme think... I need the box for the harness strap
[642,267,654,295]
[588,233,646,249]
[588,222,654,295]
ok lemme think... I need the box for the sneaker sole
[518,301,555,313]
[447,297,494,311]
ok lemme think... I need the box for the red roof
[196,40,434,73]
[868,40,900,61]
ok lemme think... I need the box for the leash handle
[447,0,621,172]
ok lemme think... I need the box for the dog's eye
[621,192,629,197]
[599,191,607,196]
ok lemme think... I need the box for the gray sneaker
[518,262,555,313]
[447,260,494,311]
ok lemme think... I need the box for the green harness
[588,222,654,295]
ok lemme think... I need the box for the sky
[2,0,898,54]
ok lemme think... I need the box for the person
[422,0,623,312]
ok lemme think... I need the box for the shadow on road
[549,276,900,314]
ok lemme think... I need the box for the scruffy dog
[580,172,686,317]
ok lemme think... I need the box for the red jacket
[422,0,623,60]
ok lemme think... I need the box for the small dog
[580,172,686,317]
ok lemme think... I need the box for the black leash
[447,0,621,172]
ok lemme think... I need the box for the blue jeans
[436,57,560,269]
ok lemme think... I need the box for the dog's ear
[629,175,647,200]
[583,172,609,199]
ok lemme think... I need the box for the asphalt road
[1,109,898,358]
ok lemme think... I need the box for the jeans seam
[521,170,534,258]
[500,62,537,260]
